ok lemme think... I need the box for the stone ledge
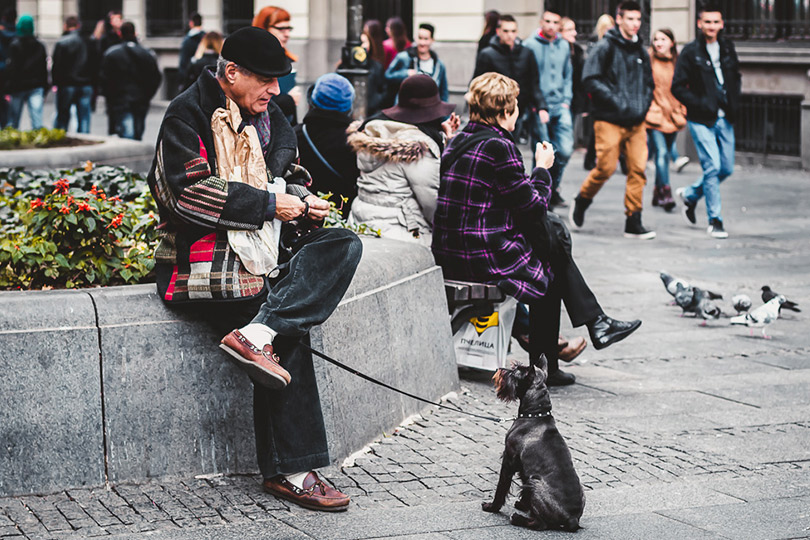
[0,134,155,173]
[0,236,459,496]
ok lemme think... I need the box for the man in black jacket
[569,1,655,239]
[147,27,361,512]
[473,14,547,149]
[672,4,740,239]
[98,22,161,140]
[177,12,203,94]
[52,16,98,133]
[4,14,47,129]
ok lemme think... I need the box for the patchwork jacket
[147,68,305,303]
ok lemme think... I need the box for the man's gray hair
[216,55,253,79]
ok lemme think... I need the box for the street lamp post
[336,0,369,120]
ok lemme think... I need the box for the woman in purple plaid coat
[432,73,642,385]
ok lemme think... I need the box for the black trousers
[525,213,602,373]
[191,227,363,478]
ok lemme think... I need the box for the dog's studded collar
[517,410,552,419]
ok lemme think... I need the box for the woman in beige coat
[646,28,688,211]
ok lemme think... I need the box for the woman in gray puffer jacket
[347,74,458,245]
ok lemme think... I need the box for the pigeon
[761,286,800,312]
[675,283,721,324]
[732,294,752,314]
[730,295,785,338]
[660,271,690,298]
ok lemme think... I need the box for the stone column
[122,0,146,39]
[198,0,223,33]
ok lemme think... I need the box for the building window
[736,94,802,156]
[79,0,123,36]
[223,0,255,35]
[146,0,198,37]
[718,0,810,41]
[363,0,414,41]
[545,1,651,43]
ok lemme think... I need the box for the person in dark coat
[147,27,361,512]
[671,4,740,239]
[0,8,18,127]
[52,15,98,133]
[93,10,122,135]
[177,12,203,94]
[569,1,655,239]
[476,10,500,58]
[182,31,222,91]
[5,14,47,129]
[473,14,547,151]
[98,21,161,140]
[294,73,360,212]
[432,72,641,386]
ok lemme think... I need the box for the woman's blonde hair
[595,14,615,39]
[194,31,224,59]
[466,72,519,126]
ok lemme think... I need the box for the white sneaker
[673,156,690,173]
[707,219,728,239]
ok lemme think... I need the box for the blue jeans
[54,85,93,133]
[187,227,363,478]
[535,107,574,192]
[110,103,149,140]
[8,87,44,129]
[647,129,677,188]
[683,118,735,221]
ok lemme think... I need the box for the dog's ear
[493,367,519,402]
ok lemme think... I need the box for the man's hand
[535,141,555,169]
[274,193,330,222]
[304,194,330,221]
[538,109,550,124]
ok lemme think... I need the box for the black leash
[298,341,507,423]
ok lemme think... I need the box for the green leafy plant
[319,192,381,237]
[0,162,149,201]
[0,127,68,150]
[0,174,159,290]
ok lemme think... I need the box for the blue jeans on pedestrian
[186,227,362,478]
[54,85,93,133]
[8,87,44,129]
[110,103,149,140]
[682,118,735,221]
[536,106,574,192]
[647,129,678,188]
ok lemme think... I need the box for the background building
[10,0,810,169]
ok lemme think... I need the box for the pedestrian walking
[473,14,547,156]
[4,14,47,130]
[52,15,98,133]
[98,21,161,140]
[583,14,615,171]
[476,10,500,58]
[147,27,361,511]
[672,4,740,239]
[360,20,388,115]
[177,12,203,94]
[524,8,574,208]
[182,31,222,92]
[646,28,687,212]
[384,23,449,102]
[93,10,123,135]
[382,17,410,69]
[0,8,18,127]
[569,1,655,239]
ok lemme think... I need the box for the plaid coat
[431,122,553,303]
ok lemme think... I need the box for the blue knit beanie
[17,15,34,37]
[311,73,355,113]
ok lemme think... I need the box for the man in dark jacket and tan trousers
[672,4,740,239]
[147,27,362,511]
[569,1,655,239]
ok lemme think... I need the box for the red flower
[76,202,92,212]
[89,185,98,195]
[53,178,70,194]
[30,198,44,209]
[107,213,124,229]
[59,205,70,214]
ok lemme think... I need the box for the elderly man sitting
[147,27,362,512]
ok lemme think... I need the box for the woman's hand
[441,112,460,139]
[535,141,555,169]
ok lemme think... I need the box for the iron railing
[719,0,810,41]
[146,0,198,37]
[735,94,802,156]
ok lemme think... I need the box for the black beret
[221,26,292,78]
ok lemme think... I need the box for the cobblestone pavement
[2,155,809,539]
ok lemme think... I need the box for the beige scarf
[211,97,283,276]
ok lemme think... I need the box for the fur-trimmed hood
[347,119,438,170]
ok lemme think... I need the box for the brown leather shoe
[263,472,350,512]
[559,336,587,362]
[219,329,291,389]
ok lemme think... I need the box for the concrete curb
[0,134,155,173]
[0,236,459,496]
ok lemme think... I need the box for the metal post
[337,0,370,120]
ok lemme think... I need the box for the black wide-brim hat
[383,74,455,124]
[221,26,292,78]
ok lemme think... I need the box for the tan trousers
[579,121,648,215]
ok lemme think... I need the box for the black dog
[483,359,585,531]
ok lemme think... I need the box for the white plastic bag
[452,296,518,371]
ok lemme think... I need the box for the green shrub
[0,127,67,150]
[0,168,158,290]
